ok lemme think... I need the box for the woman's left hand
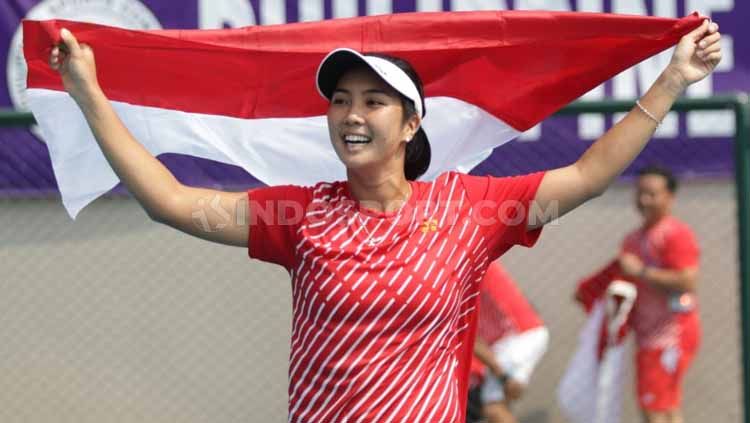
[666,19,722,91]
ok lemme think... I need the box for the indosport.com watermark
[190,195,561,233]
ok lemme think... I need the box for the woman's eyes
[330,97,386,106]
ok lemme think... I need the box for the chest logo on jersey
[420,218,439,233]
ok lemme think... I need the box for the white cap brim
[316,48,424,118]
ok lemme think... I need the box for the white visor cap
[316,48,424,118]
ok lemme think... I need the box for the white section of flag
[27,88,520,218]
[558,300,630,423]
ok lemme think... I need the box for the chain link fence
[2,106,746,423]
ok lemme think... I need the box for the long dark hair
[367,54,431,181]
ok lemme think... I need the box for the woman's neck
[347,168,412,213]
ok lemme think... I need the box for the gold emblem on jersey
[420,218,439,233]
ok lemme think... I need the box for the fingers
[49,45,60,70]
[686,19,710,42]
[699,43,721,57]
[59,28,81,55]
[696,26,722,64]
[698,31,721,49]
[702,50,722,65]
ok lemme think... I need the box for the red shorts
[636,315,700,411]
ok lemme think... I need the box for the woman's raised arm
[51,28,249,247]
[530,19,722,229]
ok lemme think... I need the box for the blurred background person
[467,261,549,423]
[577,165,701,423]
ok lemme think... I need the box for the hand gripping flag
[23,11,703,218]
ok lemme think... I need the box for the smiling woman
[320,49,431,205]
[46,17,722,421]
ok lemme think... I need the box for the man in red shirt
[469,261,548,423]
[581,165,700,423]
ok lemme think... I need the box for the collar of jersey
[344,180,418,219]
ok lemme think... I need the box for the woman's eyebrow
[332,88,391,95]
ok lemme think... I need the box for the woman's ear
[405,115,420,142]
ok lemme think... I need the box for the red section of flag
[576,259,622,312]
[24,11,701,131]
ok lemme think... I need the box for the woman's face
[326,67,419,174]
[635,174,674,223]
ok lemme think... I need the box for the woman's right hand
[49,28,101,103]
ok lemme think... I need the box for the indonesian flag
[23,11,702,218]
[558,262,637,423]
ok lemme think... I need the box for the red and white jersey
[470,261,544,385]
[248,171,544,422]
[621,216,700,349]
[477,261,544,344]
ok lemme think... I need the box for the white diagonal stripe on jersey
[429,368,459,423]
[313,285,422,421]
[402,235,423,263]
[325,282,342,302]
[432,267,446,290]
[343,262,362,282]
[384,339,454,421]
[291,268,320,343]
[333,290,437,421]
[440,275,452,297]
[297,293,394,421]
[424,213,446,251]
[459,292,481,309]
[395,235,411,259]
[422,185,443,228]
[444,244,459,265]
[317,270,337,290]
[387,267,405,287]
[294,235,308,251]
[410,353,451,421]
[436,238,449,259]
[453,191,466,227]
[290,294,325,352]
[289,300,360,401]
[457,306,476,320]
[359,275,382,300]
[291,288,322,350]
[467,224,481,250]
[423,177,440,218]
[293,256,321,311]
[396,275,414,296]
[345,281,462,421]
[306,219,327,229]
[378,260,394,279]
[457,218,470,241]
[330,214,358,242]
[413,252,427,272]
[350,272,370,293]
[423,260,437,281]
[368,253,386,271]
[438,174,459,227]
[288,292,354,383]
[309,208,348,239]
[291,291,388,418]
[364,289,463,422]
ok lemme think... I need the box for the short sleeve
[459,171,546,260]
[247,185,313,270]
[662,225,700,270]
